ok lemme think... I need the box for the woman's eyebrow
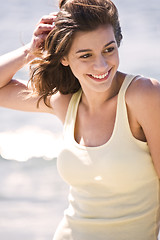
[76,49,91,54]
[75,40,116,54]
[104,40,115,48]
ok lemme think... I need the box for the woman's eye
[104,47,115,53]
[79,53,92,59]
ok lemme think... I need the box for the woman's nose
[93,55,108,72]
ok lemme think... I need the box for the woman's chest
[57,137,154,193]
[74,97,145,148]
[74,107,116,147]
[74,97,118,147]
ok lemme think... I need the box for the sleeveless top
[54,74,160,240]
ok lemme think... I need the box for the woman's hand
[29,13,57,54]
[0,13,57,89]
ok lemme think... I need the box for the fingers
[34,13,57,35]
[34,23,54,36]
[30,13,58,52]
[37,12,57,25]
[35,33,49,42]
[38,16,55,25]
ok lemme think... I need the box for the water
[0,0,160,239]
[0,0,160,162]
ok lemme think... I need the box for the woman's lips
[87,69,111,82]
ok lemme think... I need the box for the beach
[0,0,160,239]
[0,156,69,240]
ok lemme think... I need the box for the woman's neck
[80,71,124,114]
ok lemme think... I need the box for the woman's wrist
[23,43,36,64]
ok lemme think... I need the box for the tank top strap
[63,88,82,137]
[63,74,141,143]
[114,74,141,140]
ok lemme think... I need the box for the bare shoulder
[125,76,160,127]
[126,76,160,106]
[125,76,160,177]
[50,91,73,123]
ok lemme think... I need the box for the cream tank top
[54,75,160,240]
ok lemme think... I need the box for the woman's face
[61,25,120,93]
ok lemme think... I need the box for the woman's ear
[61,56,69,66]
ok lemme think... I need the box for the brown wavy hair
[30,0,123,106]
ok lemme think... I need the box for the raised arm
[0,44,33,89]
[0,14,56,113]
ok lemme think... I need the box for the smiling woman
[60,25,119,95]
[29,0,122,105]
[0,0,160,240]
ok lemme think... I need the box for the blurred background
[0,0,160,239]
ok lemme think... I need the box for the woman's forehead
[70,25,116,52]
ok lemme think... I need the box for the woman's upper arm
[129,77,160,177]
[0,79,72,120]
[0,79,50,112]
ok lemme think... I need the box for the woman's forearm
[0,43,34,88]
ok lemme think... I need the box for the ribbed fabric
[55,75,160,240]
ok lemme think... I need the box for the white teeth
[91,72,109,79]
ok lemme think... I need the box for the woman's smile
[87,69,112,82]
[61,25,119,93]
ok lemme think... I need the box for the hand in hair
[30,13,57,54]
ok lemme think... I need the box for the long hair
[30,0,123,106]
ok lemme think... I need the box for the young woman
[0,0,160,239]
